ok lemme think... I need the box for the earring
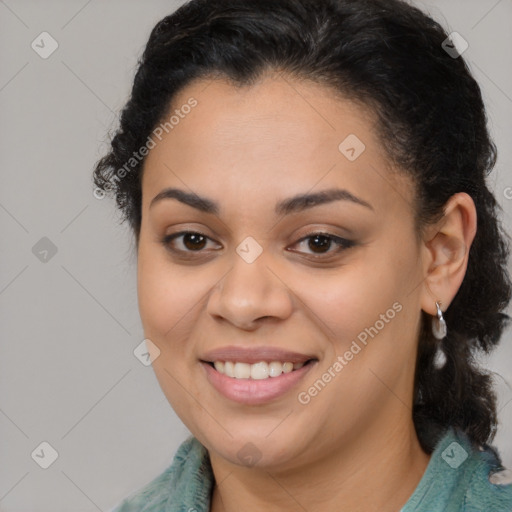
[432,301,447,369]
[432,301,447,339]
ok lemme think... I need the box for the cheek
[295,241,421,379]
[137,249,204,338]
[136,249,207,412]
[298,257,405,336]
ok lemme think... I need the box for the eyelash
[160,230,355,260]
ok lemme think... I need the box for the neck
[208,418,431,512]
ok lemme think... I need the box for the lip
[200,345,315,364]
[201,359,317,405]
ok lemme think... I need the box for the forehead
[141,74,414,219]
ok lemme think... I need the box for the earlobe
[420,192,477,316]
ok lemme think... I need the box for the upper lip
[200,346,316,364]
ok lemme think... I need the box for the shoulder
[110,436,213,512]
[460,433,512,512]
[403,427,512,512]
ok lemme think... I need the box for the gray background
[0,1,511,510]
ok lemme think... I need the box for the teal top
[111,428,512,511]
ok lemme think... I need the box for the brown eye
[182,233,207,251]
[307,234,332,253]
[162,231,218,254]
[291,232,355,258]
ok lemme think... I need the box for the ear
[420,192,477,317]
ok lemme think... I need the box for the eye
[161,231,220,254]
[290,232,355,258]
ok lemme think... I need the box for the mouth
[202,359,317,379]
[200,357,318,405]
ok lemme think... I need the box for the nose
[206,250,293,330]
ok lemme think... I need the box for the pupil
[184,233,206,250]
[309,235,331,253]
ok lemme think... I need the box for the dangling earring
[432,301,447,369]
[432,301,447,339]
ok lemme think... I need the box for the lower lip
[201,361,316,405]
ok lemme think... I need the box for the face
[137,73,426,472]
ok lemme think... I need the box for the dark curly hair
[92,0,511,453]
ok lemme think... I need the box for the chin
[201,429,308,470]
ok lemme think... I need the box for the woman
[93,0,512,510]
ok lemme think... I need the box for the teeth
[251,362,268,380]
[212,360,306,379]
[268,361,283,377]
[234,362,251,379]
[224,361,235,378]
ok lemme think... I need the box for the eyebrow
[149,187,374,215]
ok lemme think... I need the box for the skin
[137,72,477,512]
